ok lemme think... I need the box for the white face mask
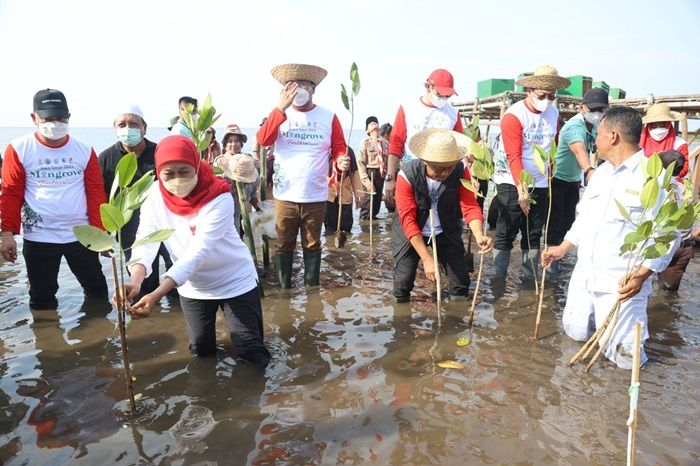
[649,127,670,141]
[530,95,550,112]
[430,93,448,109]
[293,88,310,107]
[37,121,69,140]
[163,175,198,198]
[116,127,143,147]
[583,111,603,126]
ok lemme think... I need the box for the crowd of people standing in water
[0,63,698,371]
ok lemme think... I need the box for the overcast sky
[1,0,698,129]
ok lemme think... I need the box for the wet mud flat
[0,217,699,465]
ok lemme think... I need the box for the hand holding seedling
[617,268,652,302]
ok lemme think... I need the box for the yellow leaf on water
[133,393,143,401]
[131,376,136,382]
[456,337,471,347]
[437,360,465,369]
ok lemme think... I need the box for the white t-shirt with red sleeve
[0,132,105,243]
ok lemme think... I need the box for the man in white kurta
[543,107,678,368]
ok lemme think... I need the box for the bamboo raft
[452,92,700,199]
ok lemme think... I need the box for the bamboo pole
[467,252,485,330]
[369,170,374,248]
[626,322,643,466]
[257,146,270,271]
[111,257,136,415]
[681,112,688,141]
[334,170,347,248]
[429,209,442,313]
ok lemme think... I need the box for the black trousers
[546,177,580,246]
[393,233,470,299]
[179,287,271,366]
[359,167,385,219]
[22,239,108,310]
[494,183,549,251]
[324,200,353,234]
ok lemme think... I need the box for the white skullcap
[116,104,145,121]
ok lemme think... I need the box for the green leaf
[640,178,659,208]
[637,220,653,237]
[642,242,669,260]
[614,199,633,223]
[73,225,114,252]
[548,140,558,162]
[619,243,636,255]
[100,204,125,233]
[340,84,350,111]
[115,153,138,189]
[657,200,678,225]
[204,93,212,111]
[640,156,649,178]
[198,107,214,132]
[124,171,155,212]
[519,170,534,187]
[197,132,213,153]
[533,145,546,175]
[470,140,484,161]
[131,228,175,248]
[654,233,678,244]
[350,62,361,95]
[662,161,676,188]
[460,178,483,197]
[677,205,698,229]
[647,153,662,178]
[624,231,645,244]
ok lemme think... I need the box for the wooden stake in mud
[533,256,548,340]
[429,209,442,313]
[369,170,374,248]
[335,170,347,248]
[111,256,136,416]
[467,251,485,330]
[236,181,264,298]
[626,322,642,466]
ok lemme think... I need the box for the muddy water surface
[0,215,699,465]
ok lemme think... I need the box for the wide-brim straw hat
[516,65,570,91]
[227,153,258,183]
[408,129,473,167]
[271,63,328,86]
[642,103,682,124]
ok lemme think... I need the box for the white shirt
[131,186,258,300]
[400,99,460,163]
[421,177,443,237]
[564,151,679,294]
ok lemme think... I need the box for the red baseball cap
[427,69,457,96]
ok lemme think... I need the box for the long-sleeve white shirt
[564,150,679,294]
[130,185,258,300]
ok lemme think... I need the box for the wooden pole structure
[680,112,688,141]
[626,322,643,466]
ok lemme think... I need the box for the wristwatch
[584,167,595,177]
[386,174,394,181]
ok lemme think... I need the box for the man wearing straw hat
[491,65,570,280]
[392,129,492,303]
[257,63,349,289]
[384,69,464,207]
[640,103,689,180]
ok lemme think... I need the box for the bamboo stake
[111,256,136,416]
[467,252,485,329]
[429,209,442,315]
[369,170,374,248]
[626,322,643,466]
[568,301,619,366]
[586,305,621,371]
[235,182,264,298]
[533,264,547,339]
[334,170,347,248]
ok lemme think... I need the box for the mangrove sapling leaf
[131,229,176,248]
[637,221,653,237]
[340,84,350,111]
[100,204,126,233]
[654,233,678,244]
[470,140,484,161]
[662,161,676,188]
[615,199,634,223]
[646,153,663,179]
[197,131,213,153]
[116,153,138,189]
[641,242,668,260]
[460,179,484,197]
[123,172,155,212]
[677,205,698,230]
[623,231,646,244]
[640,178,660,209]
[619,243,636,255]
[533,145,547,176]
[519,169,534,187]
[350,62,361,95]
[73,225,115,252]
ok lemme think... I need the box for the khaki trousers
[275,200,326,253]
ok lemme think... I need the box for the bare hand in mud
[128,293,157,319]
[277,82,299,113]
[423,257,436,282]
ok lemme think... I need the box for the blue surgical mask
[116,127,143,147]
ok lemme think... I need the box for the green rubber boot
[275,252,293,289]
[303,250,322,287]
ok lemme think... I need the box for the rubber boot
[493,249,511,278]
[303,250,322,287]
[274,252,293,289]
[522,248,541,280]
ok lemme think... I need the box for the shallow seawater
[1,213,699,465]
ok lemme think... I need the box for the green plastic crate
[609,88,626,99]
[515,72,532,92]
[560,75,592,97]
[592,80,610,91]
[477,79,514,98]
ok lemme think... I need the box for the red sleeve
[501,113,524,185]
[256,107,287,147]
[0,145,26,234]
[459,166,484,224]
[84,149,106,230]
[395,174,422,239]
[330,114,347,159]
[389,106,407,156]
[677,142,689,179]
[453,117,464,133]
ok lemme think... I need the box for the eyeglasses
[532,90,557,101]
[293,80,314,90]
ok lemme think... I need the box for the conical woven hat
[227,153,258,184]
[271,63,328,86]
[516,65,570,91]
[408,129,473,166]
[642,103,681,124]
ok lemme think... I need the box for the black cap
[366,116,378,127]
[33,89,69,118]
[583,88,609,110]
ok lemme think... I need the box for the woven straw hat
[408,129,473,167]
[271,63,328,86]
[516,65,570,91]
[642,103,681,124]
[227,153,258,183]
